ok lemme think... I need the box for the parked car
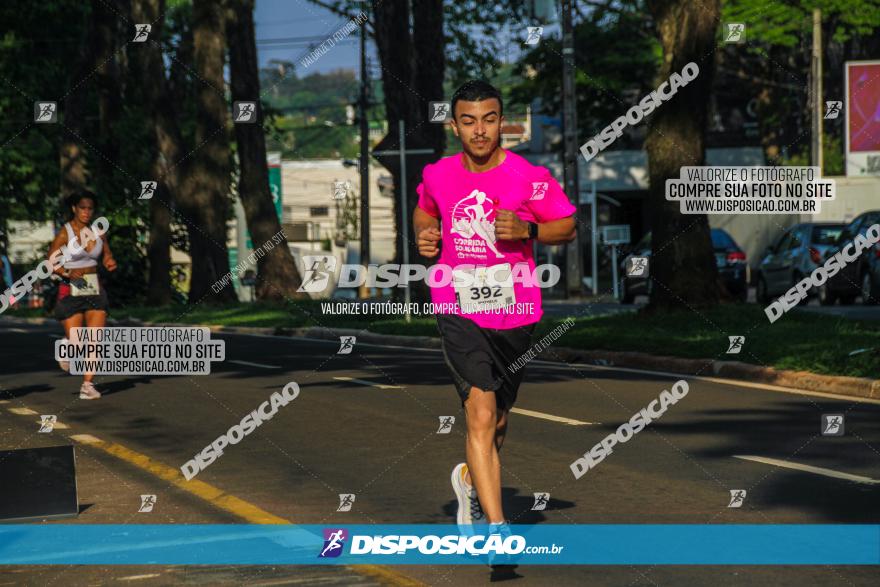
[816,210,880,305]
[620,228,748,304]
[755,222,844,304]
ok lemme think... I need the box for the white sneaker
[451,462,487,534]
[58,338,70,372]
[79,381,101,400]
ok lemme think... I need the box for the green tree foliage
[510,1,659,143]
[0,0,86,225]
[259,68,360,158]
[721,0,880,171]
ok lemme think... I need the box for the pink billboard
[847,62,880,153]
[845,61,880,176]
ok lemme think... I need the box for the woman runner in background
[48,191,116,399]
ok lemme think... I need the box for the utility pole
[358,18,371,298]
[810,8,823,171]
[371,123,434,323]
[561,0,582,297]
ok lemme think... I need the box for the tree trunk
[372,1,445,304]
[179,0,237,304]
[60,9,92,203]
[131,0,177,306]
[644,0,723,310]
[410,0,446,305]
[92,0,122,185]
[226,0,305,300]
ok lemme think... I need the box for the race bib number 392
[453,263,515,312]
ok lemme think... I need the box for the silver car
[756,222,844,303]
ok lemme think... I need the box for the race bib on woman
[71,273,100,297]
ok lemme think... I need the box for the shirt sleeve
[523,166,577,223]
[416,177,439,218]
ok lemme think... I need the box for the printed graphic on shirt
[449,189,505,260]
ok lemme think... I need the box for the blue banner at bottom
[0,525,878,565]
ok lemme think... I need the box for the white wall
[6,221,55,264]
[280,159,396,262]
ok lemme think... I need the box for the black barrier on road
[0,445,77,522]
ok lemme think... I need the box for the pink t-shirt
[416,150,576,330]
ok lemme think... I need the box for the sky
[253,0,548,78]
[254,0,368,75]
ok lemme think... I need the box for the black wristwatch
[527,221,539,240]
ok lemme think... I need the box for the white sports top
[62,222,103,269]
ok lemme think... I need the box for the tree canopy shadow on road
[441,488,575,526]
[633,399,880,523]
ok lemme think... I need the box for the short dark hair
[451,80,503,120]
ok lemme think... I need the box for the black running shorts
[436,313,536,411]
[54,282,110,321]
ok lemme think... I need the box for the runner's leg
[62,313,84,344]
[83,309,107,384]
[495,408,509,452]
[58,312,83,374]
[465,408,508,485]
[464,385,504,523]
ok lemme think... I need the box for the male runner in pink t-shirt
[414,80,576,538]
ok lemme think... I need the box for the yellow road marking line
[7,407,69,428]
[8,407,38,415]
[69,433,424,586]
[70,434,287,524]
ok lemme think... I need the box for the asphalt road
[598,289,880,321]
[1,317,879,586]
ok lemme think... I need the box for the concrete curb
[536,346,880,400]
[5,314,877,400]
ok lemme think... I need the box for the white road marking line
[330,377,595,425]
[228,360,280,369]
[118,575,162,582]
[733,455,880,485]
[49,334,62,339]
[0,328,28,333]
[531,359,880,406]
[215,331,880,406]
[510,408,597,426]
[221,331,426,354]
[333,376,401,389]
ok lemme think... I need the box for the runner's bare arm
[495,210,576,244]
[47,230,73,278]
[101,236,117,272]
[534,214,576,245]
[414,206,441,258]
